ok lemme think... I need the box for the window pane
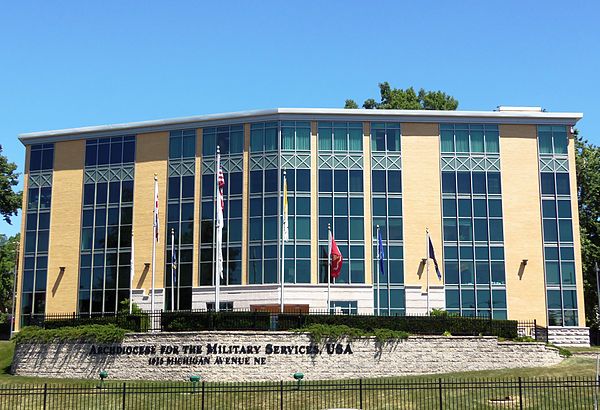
[442,172,456,194]
[553,131,568,154]
[540,173,555,195]
[485,131,499,153]
[457,172,471,194]
[538,132,553,154]
[455,130,469,152]
[440,130,454,153]
[556,173,570,195]
[470,131,484,153]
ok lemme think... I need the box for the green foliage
[345,82,459,111]
[443,330,452,337]
[546,343,573,358]
[293,324,408,343]
[344,99,359,109]
[13,324,127,344]
[0,234,19,312]
[430,308,449,317]
[279,313,518,339]
[575,131,600,328]
[161,311,272,332]
[513,336,536,342]
[0,146,21,225]
[372,328,409,343]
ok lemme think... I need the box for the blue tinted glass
[540,173,555,195]
[557,200,571,218]
[555,173,570,195]
[458,199,471,217]
[545,246,559,260]
[444,246,458,259]
[442,172,456,194]
[472,172,486,194]
[334,170,348,192]
[542,200,556,218]
[473,199,487,217]
[488,200,502,217]
[475,246,488,260]
[445,261,459,284]
[487,173,501,194]
[560,246,574,260]
[457,172,471,194]
[446,289,460,308]
[489,220,504,242]
[460,246,473,259]
[296,169,310,192]
[443,218,457,241]
[443,199,456,217]
[543,219,558,242]
[319,170,333,192]
[387,170,401,193]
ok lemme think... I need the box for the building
[15,107,587,342]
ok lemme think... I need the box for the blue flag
[377,228,385,275]
[428,236,442,280]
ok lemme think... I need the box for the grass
[1,340,599,409]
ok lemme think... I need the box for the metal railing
[0,377,598,409]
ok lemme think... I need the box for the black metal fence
[29,309,546,341]
[0,377,598,409]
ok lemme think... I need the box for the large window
[22,144,54,324]
[538,125,577,326]
[200,125,243,287]
[318,122,363,152]
[281,121,311,151]
[282,169,311,283]
[165,130,195,310]
[79,136,135,315]
[317,121,365,287]
[370,123,404,315]
[440,124,507,319]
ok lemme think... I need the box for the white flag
[282,173,289,242]
[216,153,225,279]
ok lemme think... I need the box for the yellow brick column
[14,146,30,331]
[568,126,586,326]
[499,124,547,325]
[401,123,443,312]
[133,132,168,293]
[242,124,250,285]
[363,122,373,285]
[192,129,202,287]
[46,140,86,314]
[310,121,319,284]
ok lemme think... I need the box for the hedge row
[278,314,518,339]
[43,314,148,333]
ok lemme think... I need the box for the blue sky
[1,1,599,236]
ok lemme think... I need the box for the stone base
[548,327,590,347]
[12,332,563,382]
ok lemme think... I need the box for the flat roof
[19,107,583,145]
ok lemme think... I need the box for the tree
[0,234,19,313]
[0,145,21,224]
[345,82,459,110]
[576,132,600,328]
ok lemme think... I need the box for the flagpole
[280,169,286,313]
[426,227,430,315]
[376,225,380,316]
[327,223,331,313]
[214,146,220,313]
[151,173,157,314]
[177,233,180,311]
[129,230,134,314]
[170,228,175,312]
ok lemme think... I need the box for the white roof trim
[18,107,583,144]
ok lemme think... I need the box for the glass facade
[200,125,243,287]
[440,124,507,318]
[165,129,196,310]
[22,143,54,324]
[318,122,365,287]
[538,125,578,326]
[371,122,405,315]
[79,136,135,314]
[281,121,312,283]
[248,122,279,284]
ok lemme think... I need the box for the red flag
[329,234,343,278]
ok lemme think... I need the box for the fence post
[359,378,363,409]
[518,377,523,410]
[533,319,537,340]
[438,378,443,410]
[280,380,284,410]
[201,381,205,410]
[43,383,47,410]
[122,382,126,410]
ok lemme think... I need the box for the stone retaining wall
[12,332,563,382]
[548,327,590,347]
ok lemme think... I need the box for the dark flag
[428,236,442,280]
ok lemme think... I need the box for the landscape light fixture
[293,372,304,390]
[521,259,528,266]
[97,370,108,389]
[189,375,201,393]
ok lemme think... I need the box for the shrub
[161,311,271,332]
[278,313,518,339]
[546,343,572,357]
[13,324,127,344]
[294,324,409,343]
